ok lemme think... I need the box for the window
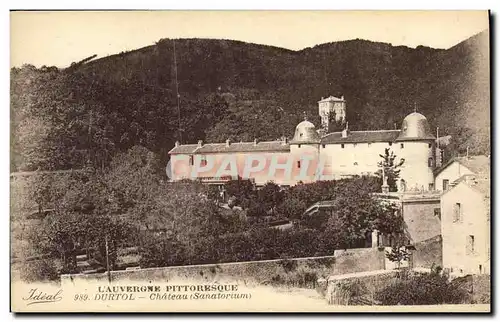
[429,183,434,191]
[428,143,432,148]
[189,155,194,165]
[453,203,462,223]
[298,144,301,148]
[299,133,303,138]
[341,144,345,149]
[297,161,301,169]
[368,143,372,147]
[466,235,475,255]
[443,179,449,191]
[322,144,326,148]
[353,143,357,147]
[434,208,441,219]
[428,157,433,167]
[400,143,404,149]
[200,156,207,166]
[354,162,358,166]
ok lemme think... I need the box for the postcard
[10,10,490,313]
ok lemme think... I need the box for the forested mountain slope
[10,30,489,172]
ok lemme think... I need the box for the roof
[168,144,199,155]
[435,155,490,176]
[169,141,290,155]
[443,175,490,198]
[374,191,441,203]
[303,200,337,217]
[318,95,344,103]
[320,130,400,144]
[10,169,84,178]
[395,112,436,142]
[291,119,321,143]
[471,180,491,198]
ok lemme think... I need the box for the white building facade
[441,175,490,276]
[169,97,437,191]
[434,155,490,191]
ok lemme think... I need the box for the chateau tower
[395,112,436,191]
[289,114,321,185]
[318,95,346,133]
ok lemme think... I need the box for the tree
[315,177,403,249]
[376,148,405,192]
[327,110,345,133]
[385,245,410,270]
[257,181,283,215]
[224,178,255,208]
[275,193,307,220]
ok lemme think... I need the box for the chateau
[169,96,440,191]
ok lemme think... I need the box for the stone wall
[61,247,386,288]
[324,270,398,305]
[412,235,442,269]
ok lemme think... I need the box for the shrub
[18,258,59,283]
[338,278,367,304]
[375,271,467,305]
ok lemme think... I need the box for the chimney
[253,138,259,146]
[175,141,180,147]
[197,140,203,148]
[226,139,231,147]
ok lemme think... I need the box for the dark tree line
[13,146,404,280]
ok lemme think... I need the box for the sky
[10,10,489,68]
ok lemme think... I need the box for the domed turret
[396,112,435,142]
[291,117,321,144]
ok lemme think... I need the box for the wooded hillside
[10,30,489,172]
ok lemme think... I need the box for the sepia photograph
[9,10,490,313]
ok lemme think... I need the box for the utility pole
[105,234,111,283]
[88,109,93,165]
[173,39,182,144]
[436,127,440,149]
